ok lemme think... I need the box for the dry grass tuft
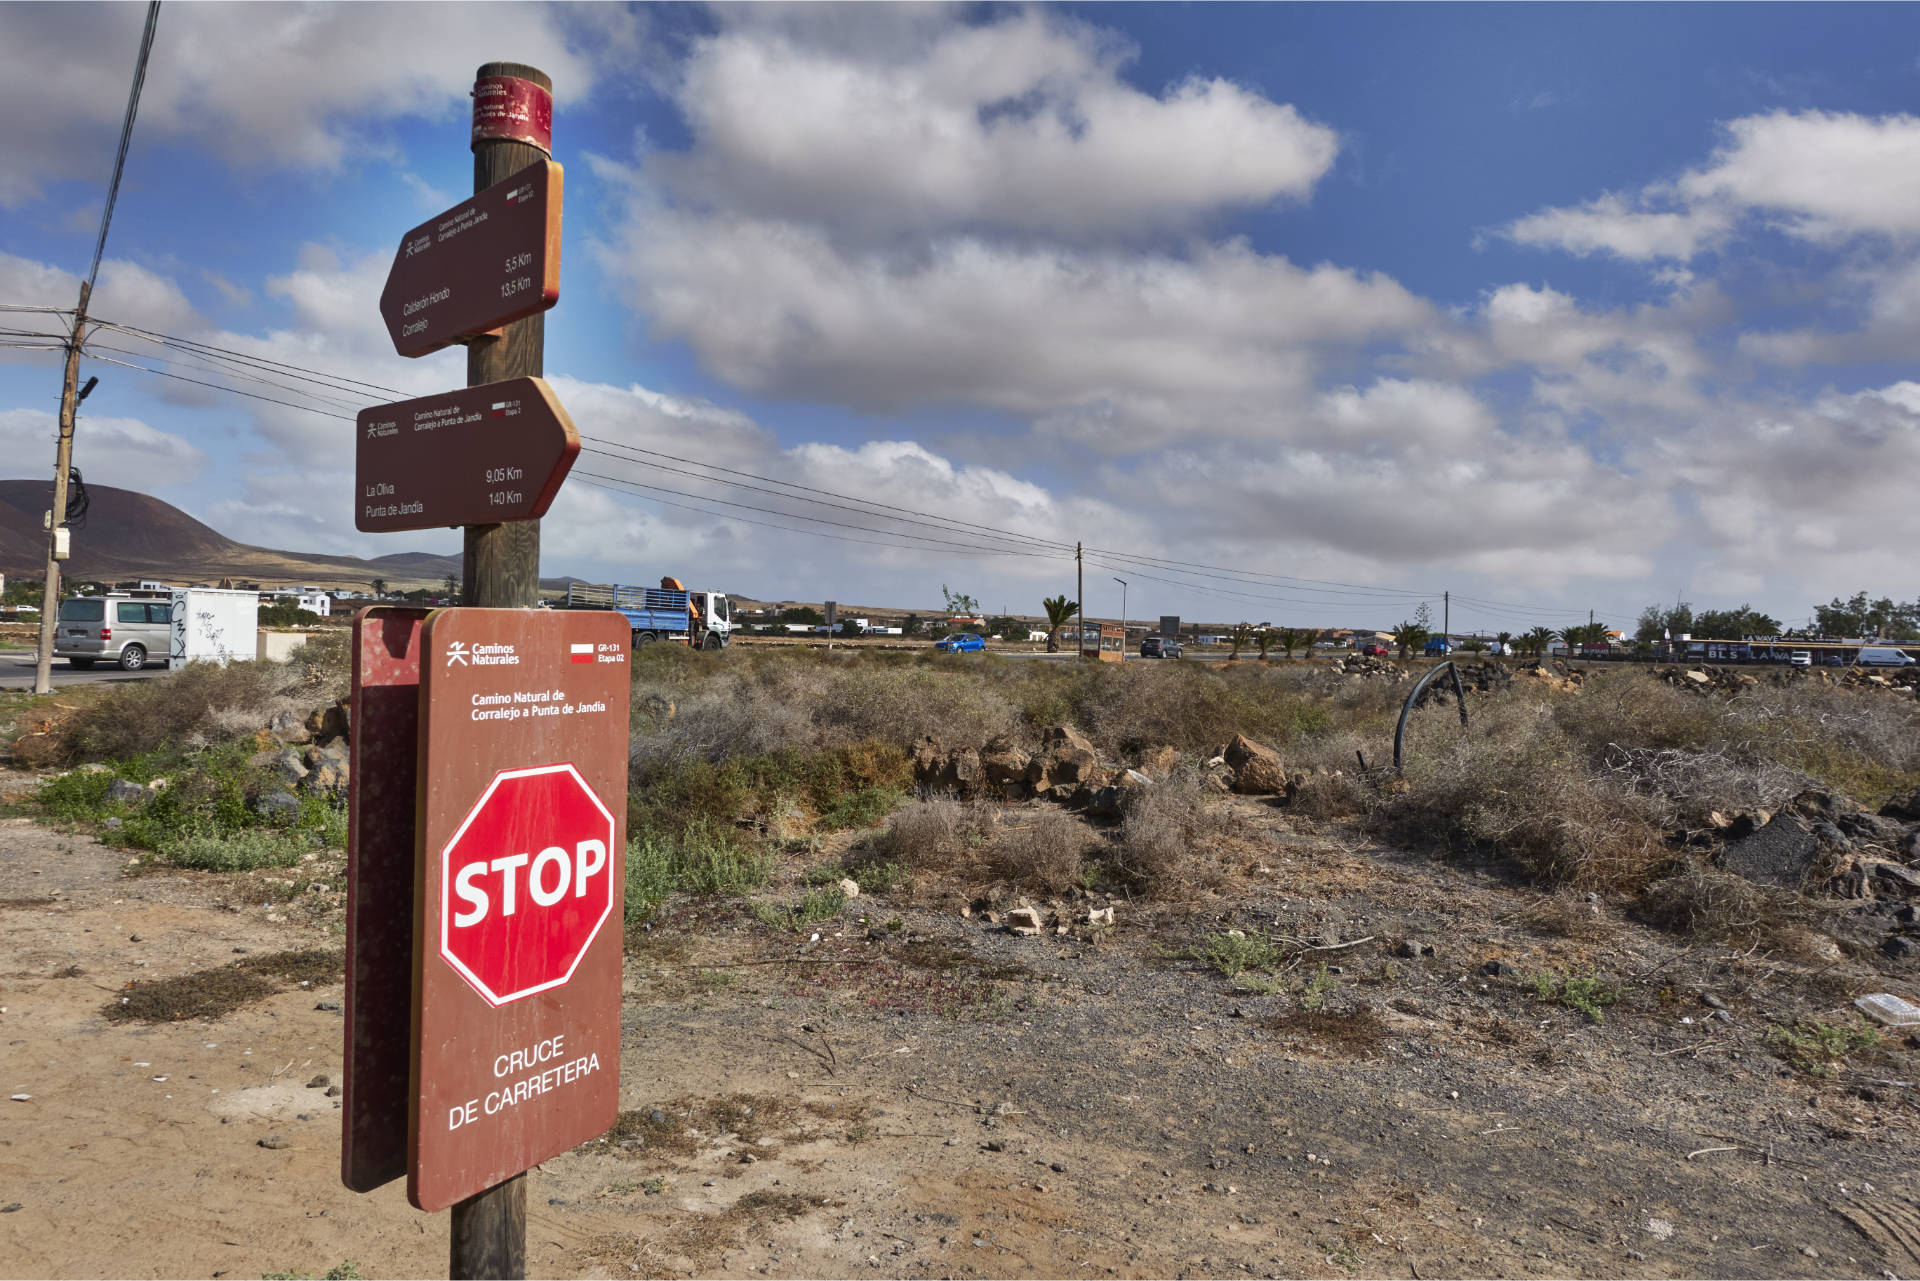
[985,807,1090,893]
[1637,866,1809,941]
[1110,770,1240,896]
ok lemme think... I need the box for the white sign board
[170,588,260,669]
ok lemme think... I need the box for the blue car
[935,632,985,653]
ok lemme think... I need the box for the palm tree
[1301,628,1322,659]
[1229,624,1251,659]
[1392,621,1430,659]
[370,577,387,598]
[1255,628,1275,662]
[1276,627,1302,659]
[1495,630,1513,657]
[1522,626,1554,658]
[1041,595,1079,653]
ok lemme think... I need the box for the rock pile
[1710,787,1920,960]
[912,724,1119,806]
[248,697,352,804]
[1332,654,1411,683]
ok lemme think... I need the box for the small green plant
[803,862,847,887]
[262,1263,361,1281]
[161,826,311,872]
[885,915,905,934]
[1300,962,1336,1011]
[1530,967,1621,1023]
[1189,930,1279,978]
[1768,1018,1883,1077]
[845,860,908,894]
[697,967,737,989]
[626,821,770,930]
[641,1175,667,1195]
[750,887,847,932]
[818,786,905,831]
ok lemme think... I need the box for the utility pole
[460,60,550,612]
[446,60,548,1279]
[33,282,90,695]
[1075,542,1084,659]
[1442,590,1448,641]
[1113,576,1127,662]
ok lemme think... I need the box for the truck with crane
[565,577,735,649]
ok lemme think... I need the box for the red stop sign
[438,763,617,1006]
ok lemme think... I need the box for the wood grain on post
[462,61,551,609]
[449,1169,525,1280]
[450,60,548,1278]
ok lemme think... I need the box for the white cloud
[0,3,610,208]
[657,9,1338,238]
[595,191,1430,422]
[0,406,205,488]
[1502,191,1733,261]
[1678,110,1920,242]
[1500,110,1920,265]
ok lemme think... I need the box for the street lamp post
[1113,577,1127,662]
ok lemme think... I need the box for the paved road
[0,650,167,691]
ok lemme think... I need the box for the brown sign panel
[355,376,579,533]
[409,608,630,1213]
[378,159,562,358]
[472,74,553,153]
[342,606,429,1193]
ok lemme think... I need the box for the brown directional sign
[379,159,562,358]
[355,376,579,533]
[409,608,629,1213]
[342,605,428,1193]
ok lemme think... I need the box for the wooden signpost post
[343,61,620,1281]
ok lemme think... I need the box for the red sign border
[436,761,617,1007]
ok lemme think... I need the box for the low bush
[161,826,311,872]
[983,807,1089,894]
[626,819,769,926]
[1111,772,1237,896]
[1529,967,1621,1023]
[749,887,847,932]
[1768,1018,1882,1077]
[859,797,994,878]
[1190,930,1280,978]
[1637,866,1802,939]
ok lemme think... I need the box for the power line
[82,351,357,421]
[572,472,1064,559]
[87,2,161,291]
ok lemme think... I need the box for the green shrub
[1529,967,1621,1023]
[625,820,769,929]
[161,826,310,872]
[1190,931,1279,978]
[749,887,846,932]
[1768,1018,1882,1077]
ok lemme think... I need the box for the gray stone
[1901,829,1920,863]
[104,778,150,807]
[1701,993,1729,1011]
[255,790,302,822]
[267,709,312,745]
[306,1074,329,1089]
[1881,935,1920,962]
[1005,906,1044,937]
[1837,811,1904,842]
[1395,940,1435,958]
[1811,820,1854,852]
[1880,788,1920,823]
[303,740,349,795]
[1479,960,1519,979]
[1720,814,1822,889]
[1870,862,1920,896]
[258,1134,292,1149]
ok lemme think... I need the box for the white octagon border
[438,761,617,1007]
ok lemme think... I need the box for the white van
[1857,646,1917,667]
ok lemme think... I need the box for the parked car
[54,594,170,670]
[1788,650,1812,667]
[1820,654,1845,666]
[1140,637,1183,659]
[1857,646,1917,667]
[1361,643,1389,658]
[935,632,985,653]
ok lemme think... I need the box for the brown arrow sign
[379,160,562,358]
[355,377,579,533]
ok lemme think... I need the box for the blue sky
[4,2,1920,632]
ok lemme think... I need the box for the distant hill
[0,479,463,589]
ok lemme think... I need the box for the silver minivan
[55,595,171,670]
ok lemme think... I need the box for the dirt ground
[3,786,1919,1281]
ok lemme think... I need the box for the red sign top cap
[473,75,553,153]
